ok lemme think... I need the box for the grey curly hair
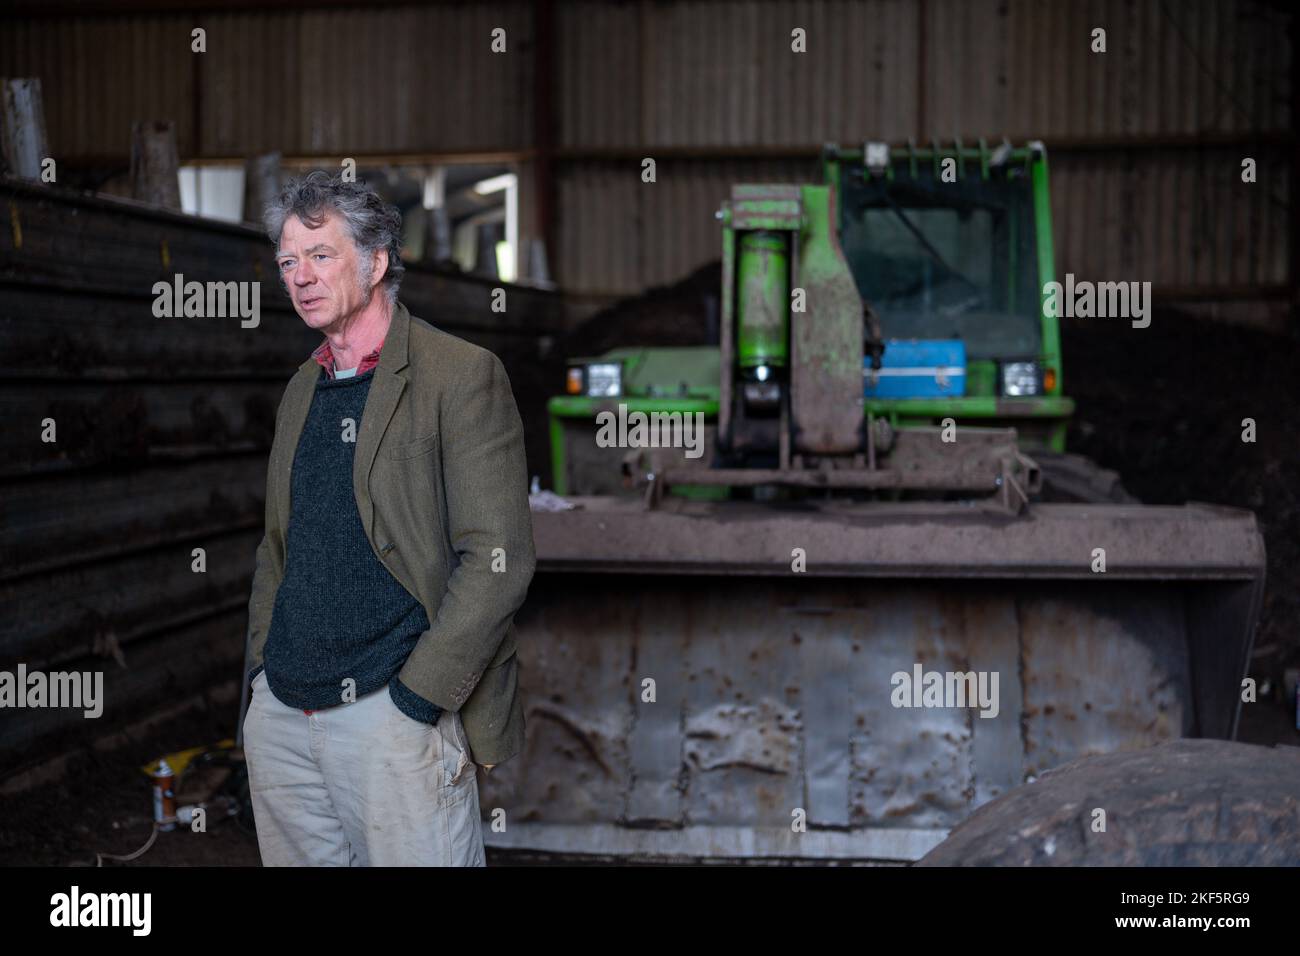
[264,170,404,305]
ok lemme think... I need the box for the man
[240,170,535,866]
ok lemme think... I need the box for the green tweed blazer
[244,300,536,767]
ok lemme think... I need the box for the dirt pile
[1062,308,1300,687]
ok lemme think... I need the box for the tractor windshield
[838,165,1042,360]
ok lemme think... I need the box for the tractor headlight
[1001,361,1041,397]
[583,362,622,397]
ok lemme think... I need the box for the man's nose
[293,259,316,285]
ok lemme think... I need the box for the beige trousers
[242,669,485,866]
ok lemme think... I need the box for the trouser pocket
[436,711,475,790]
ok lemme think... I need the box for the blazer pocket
[388,430,439,460]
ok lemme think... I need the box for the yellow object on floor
[141,739,235,778]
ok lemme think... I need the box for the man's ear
[371,248,389,290]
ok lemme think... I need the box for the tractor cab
[825,141,1071,451]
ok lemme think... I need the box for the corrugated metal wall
[556,0,1289,148]
[0,15,195,160]
[1052,147,1291,293]
[0,3,535,158]
[557,157,819,295]
[550,0,1293,300]
[0,0,1291,300]
[558,0,922,149]
[925,0,1290,140]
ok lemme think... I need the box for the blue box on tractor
[862,339,967,399]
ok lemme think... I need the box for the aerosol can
[152,758,177,831]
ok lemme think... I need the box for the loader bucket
[485,498,1265,862]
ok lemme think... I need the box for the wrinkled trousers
[242,669,485,866]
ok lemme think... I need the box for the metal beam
[532,498,1266,581]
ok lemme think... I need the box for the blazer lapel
[274,357,321,535]
[353,301,412,539]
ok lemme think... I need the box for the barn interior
[0,0,1296,868]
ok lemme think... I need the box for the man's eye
[278,259,295,270]
[313,254,329,262]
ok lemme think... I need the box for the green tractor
[494,142,1264,863]
[549,140,1122,503]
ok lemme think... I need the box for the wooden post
[242,151,281,225]
[0,77,50,180]
[423,166,452,264]
[130,120,182,210]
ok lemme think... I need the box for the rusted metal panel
[962,597,1025,806]
[505,495,1264,860]
[502,563,1258,859]
[680,586,804,827]
[847,591,975,831]
[498,587,634,824]
[1184,578,1265,739]
[798,603,854,828]
[624,593,690,825]
[1018,584,1193,778]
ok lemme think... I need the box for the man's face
[275,210,386,331]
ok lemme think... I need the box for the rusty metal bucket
[482,498,1265,861]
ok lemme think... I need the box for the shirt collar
[312,336,385,380]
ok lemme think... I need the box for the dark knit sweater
[252,366,441,724]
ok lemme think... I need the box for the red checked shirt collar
[311,336,384,380]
